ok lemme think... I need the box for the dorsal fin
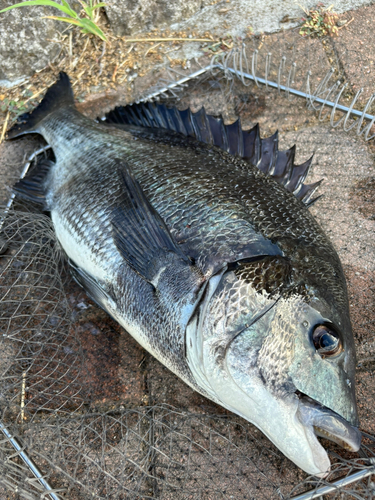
[104,102,321,205]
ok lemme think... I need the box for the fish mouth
[296,391,361,473]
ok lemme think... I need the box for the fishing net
[1,26,375,500]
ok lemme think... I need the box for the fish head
[186,256,360,477]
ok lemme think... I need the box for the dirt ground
[0,3,375,499]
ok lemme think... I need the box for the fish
[8,72,361,477]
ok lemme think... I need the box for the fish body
[9,73,361,476]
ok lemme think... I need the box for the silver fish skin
[9,73,361,477]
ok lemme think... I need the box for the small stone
[337,19,347,27]
[63,346,75,355]
[77,301,88,309]
[48,316,59,326]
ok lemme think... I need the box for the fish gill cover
[0,35,375,500]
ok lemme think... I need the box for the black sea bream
[9,72,361,476]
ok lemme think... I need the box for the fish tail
[7,72,74,139]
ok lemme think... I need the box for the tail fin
[7,72,75,139]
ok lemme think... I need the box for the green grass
[0,0,107,41]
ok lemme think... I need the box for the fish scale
[118,137,345,314]
[8,72,361,477]
[45,112,283,279]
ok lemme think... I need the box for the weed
[299,3,339,37]
[0,98,28,114]
[0,90,42,128]
[202,35,234,55]
[0,0,107,41]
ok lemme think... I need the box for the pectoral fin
[112,164,197,287]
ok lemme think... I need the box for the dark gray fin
[7,72,74,139]
[272,144,295,183]
[104,103,321,205]
[284,156,313,193]
[225,118,243,156]
[243,123,261,163]
[294,179,323,206]
[12,159,54,209]
[69,259,115,317]
[112,164,191,284]
[257,131,278,174]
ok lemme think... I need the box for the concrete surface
[104,0,212,36]
[171,0,375,38]
[0,0,62,87]
[332,3,375,104]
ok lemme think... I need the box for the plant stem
[0,112,10,144]
[123,37,217,43]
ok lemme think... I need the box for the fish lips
[296,394,361,475]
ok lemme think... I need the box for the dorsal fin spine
[158,105,169,129]
[242,124,260,165]
[285,156,313,193]
[146,102,160,128]
[258,132,278,174]
[225,119,243,156]
[191,108,212,145]
[135,105,149,128]
[179,109,194,137]
[104,103,321,205]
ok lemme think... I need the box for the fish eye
[312,324,343,358]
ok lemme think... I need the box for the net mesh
[0,29,375,500]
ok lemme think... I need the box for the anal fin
[69,259,116,318]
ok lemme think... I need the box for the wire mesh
[1,31,375,500]
[133,34,375,140]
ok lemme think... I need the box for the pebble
[77,301,88,309]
